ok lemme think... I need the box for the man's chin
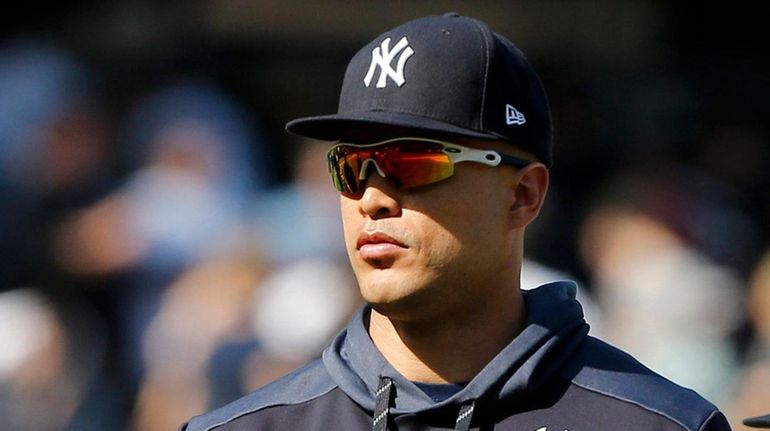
[361,283,439,322]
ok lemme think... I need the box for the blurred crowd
[1,29,769,431]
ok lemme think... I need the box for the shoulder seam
[570,380,690,430]
[566,337,718,431]
[186,359,337,431]
[207,385,338,430]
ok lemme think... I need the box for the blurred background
[1,1,768,430]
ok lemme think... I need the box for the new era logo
[506,104,526,125]
[364,36,414,88]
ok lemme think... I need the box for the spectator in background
[0,38,112,289]
[729,250,770,429]
[53,81,270,429]
[130,135,359,430]
[243,258,360,393]
[579,165,756,408]
[0,287,102,431]
[250,136,346,265]
[56,81,268,278]
[130,245,266,431]
[0,38,116,430]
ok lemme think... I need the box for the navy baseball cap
[286,13,553,167]
[745,414,770,428]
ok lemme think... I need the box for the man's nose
[358,174,402,219]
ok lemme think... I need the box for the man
[183,13,731,430]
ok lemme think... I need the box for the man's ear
[508,163,549,229]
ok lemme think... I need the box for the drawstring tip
[372,376,394,431]
[455,401,475,431]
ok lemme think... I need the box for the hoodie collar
[322,281,589,414]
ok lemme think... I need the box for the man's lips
[356,232,407,250]
[356,232,407,266]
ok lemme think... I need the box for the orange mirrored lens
[327,141,453,194]
[384,152,453,188]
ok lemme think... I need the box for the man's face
[338,137,523,321]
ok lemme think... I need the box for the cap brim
[286,111,502,142]
[745,414,770,428]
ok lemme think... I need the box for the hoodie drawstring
[371,376,476,431]
[372,376,394,431]
[454,401,475,431]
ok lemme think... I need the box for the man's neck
[367,289,526,384]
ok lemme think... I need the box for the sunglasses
[326,137,532,196]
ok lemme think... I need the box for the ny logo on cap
[506,104,526,125]
[364,36,414,88]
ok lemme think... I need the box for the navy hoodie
[183,282,731,430]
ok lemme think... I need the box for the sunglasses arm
[447,147,532,168]
[446,147,505,166]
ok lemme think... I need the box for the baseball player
[182,13,732,431]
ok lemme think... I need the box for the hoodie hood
[322,281,589,416]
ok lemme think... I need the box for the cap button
[443,12,461,18]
